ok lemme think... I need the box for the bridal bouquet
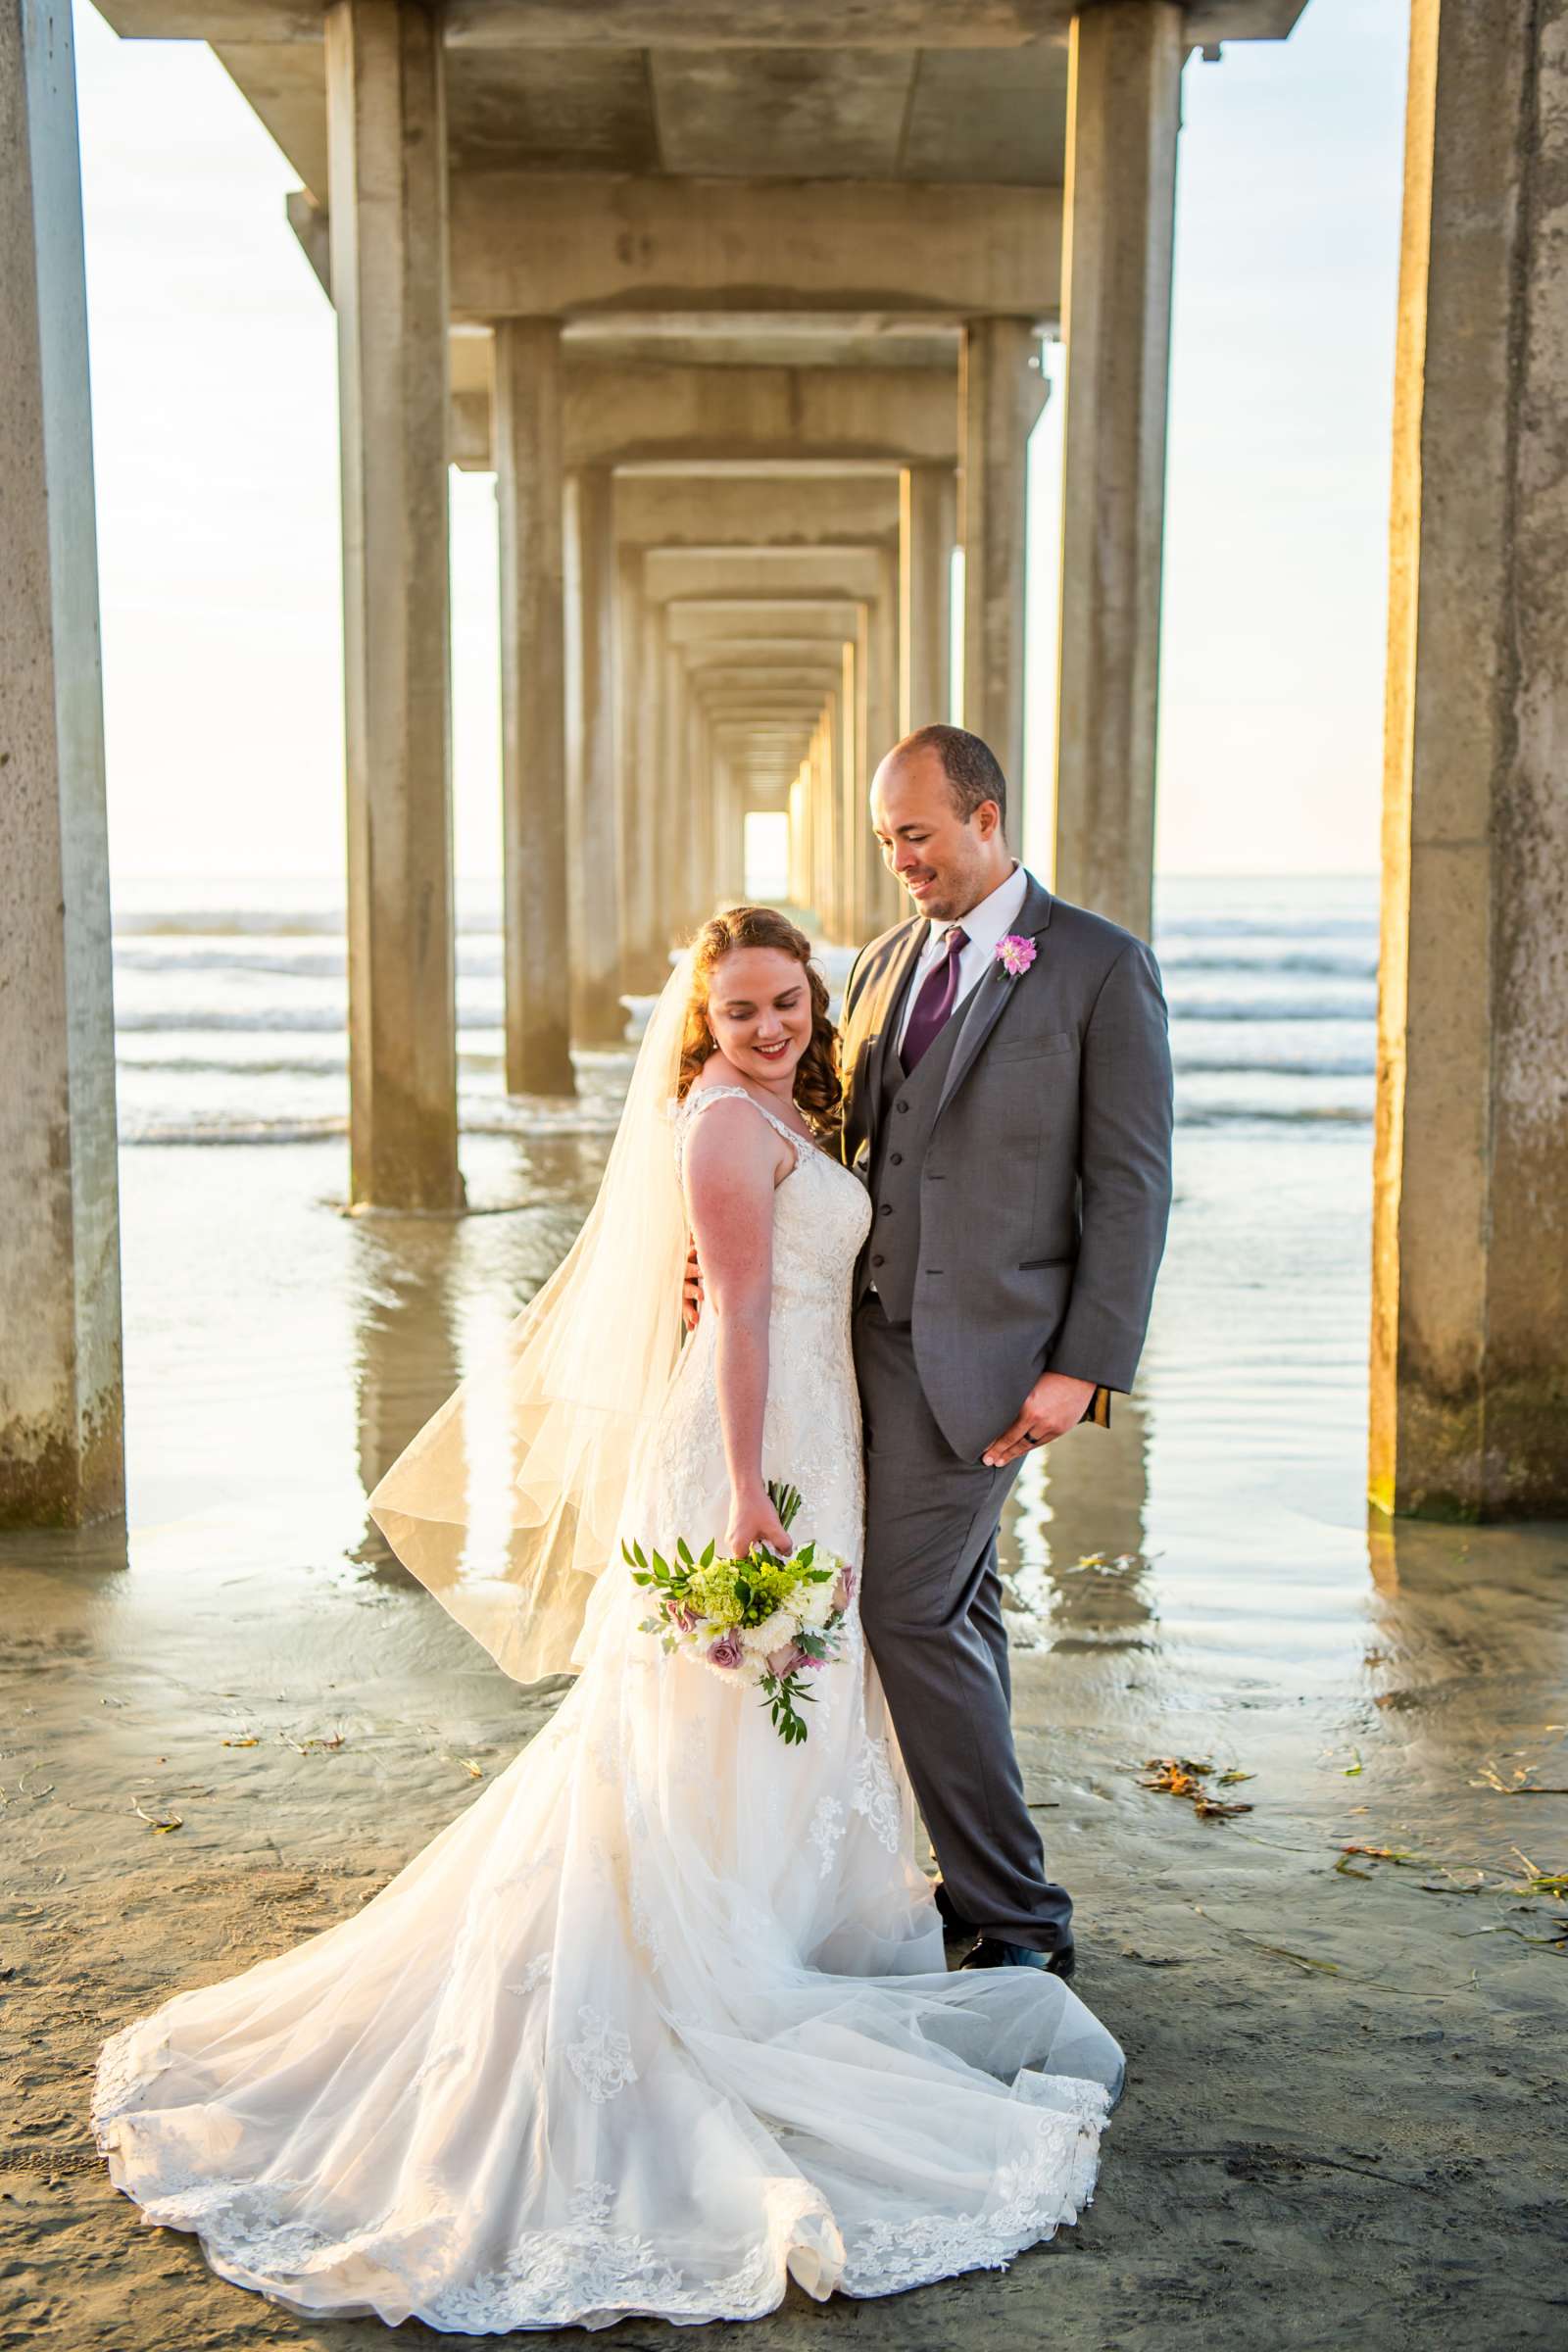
[624,1481,853,1745]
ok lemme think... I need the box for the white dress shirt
[893,860,1031,1058]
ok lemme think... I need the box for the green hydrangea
[682,1550,801,1626]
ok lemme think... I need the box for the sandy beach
[4,1108,1565,2351]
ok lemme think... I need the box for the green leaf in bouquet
[700,1539,716,1567]
[766,1479,803,1532]
[676,1536,694,1567]
[651,1549,670,1578]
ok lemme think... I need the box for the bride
[91,906,1123,2331]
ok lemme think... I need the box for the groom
[841,724,1173,1980]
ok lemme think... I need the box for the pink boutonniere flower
[995,933,1037,978]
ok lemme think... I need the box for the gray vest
[863,990,968,1323]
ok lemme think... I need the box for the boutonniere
[994,933,1037,978]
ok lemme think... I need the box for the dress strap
[673,1084,809,1175]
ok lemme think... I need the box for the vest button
[871,1252,885,1267]
[878,1201,893,1216]
[889,1152,903,1165]
[896,1099,909,1113]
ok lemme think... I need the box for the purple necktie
[901,925,968,1073]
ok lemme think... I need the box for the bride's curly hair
[676,907,843,1136]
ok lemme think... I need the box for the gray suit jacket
[839,868,1174,1464]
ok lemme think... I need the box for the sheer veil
[368,949,696,1685]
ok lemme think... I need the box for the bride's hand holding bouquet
[725,1484,793,1564]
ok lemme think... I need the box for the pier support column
[326,0,461,1208]
[0,0,123,1523]
[1372,0,1568,1520]
[834,642,859,946]
[900,463,955,735]
[714,753,744,904]
[616,544,664,990]
[638,597,675,976]
[866,557,902,932]
[1053,0,1182,942]
[809,702,836,938]
[565,465,625,1041]
[662,643,696,935]
[495,318,573,1095]
[788,756,809,908]
[687,697,714,923]
[960,318,1036,809]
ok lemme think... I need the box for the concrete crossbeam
[614,470,901,552]
[450,174,1061,321]
[100,1,1309,47]
[681,665,845,693]
[664,599,863,644]
[641,545,887,607]
[456,359,962,472]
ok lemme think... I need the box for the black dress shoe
[959,1936,1076,1982]
[933,1880,978,1938]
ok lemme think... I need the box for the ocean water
[109,872,1379,1148]
[97,868,1389,1690]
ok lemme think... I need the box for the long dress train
[91,1084,1122,2330]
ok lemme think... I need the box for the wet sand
[3,1126,1565,2349]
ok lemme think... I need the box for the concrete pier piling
[1372,0,1568,1520]
[0,0,123,1526]
[495,317,575,1096]
[1052,0,1183,948]
[325,0,462,1210]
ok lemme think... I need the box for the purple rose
[767,1642,809,1677]
[706,1633,745,1670]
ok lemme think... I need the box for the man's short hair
[892,724,1007,832]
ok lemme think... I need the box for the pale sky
[73,0,1407,885]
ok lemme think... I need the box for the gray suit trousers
[852,1293,1074,1954]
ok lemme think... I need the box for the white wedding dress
[92,1083,1122,2331]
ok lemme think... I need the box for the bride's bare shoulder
[686,1054,751,1099]
[678,1066,795,1190]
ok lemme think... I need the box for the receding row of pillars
[7,0,1567,1528]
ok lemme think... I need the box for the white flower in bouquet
[796,1573,840,1634]
[740,1606,800,1657]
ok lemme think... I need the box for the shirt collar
[931,860,1028,961]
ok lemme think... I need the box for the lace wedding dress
[92,1083,1122,2331]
